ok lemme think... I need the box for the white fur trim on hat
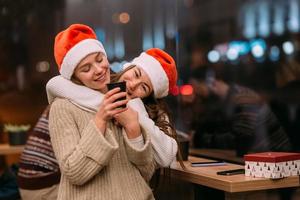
[60,39,106,79]
[124,52,169,98]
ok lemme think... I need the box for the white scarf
[46,75,148,116]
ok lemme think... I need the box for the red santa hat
[54,24,106,79]
[124,48,178,98]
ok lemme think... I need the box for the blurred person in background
[17,106,59,200]
[270,57,300,152]
[187,72,292,156]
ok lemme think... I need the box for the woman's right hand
[94,88,128,133]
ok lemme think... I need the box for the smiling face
[118,65,153,99]
[73,52,110,93]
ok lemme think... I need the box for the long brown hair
[111,65,185,169]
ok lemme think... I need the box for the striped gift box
[244,152,300,179]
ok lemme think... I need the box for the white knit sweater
[49,98,155,200]
[46,75,178,167]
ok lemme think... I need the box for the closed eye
[95,53,103,63]
[80,64,90,72]
[96,58,103,63]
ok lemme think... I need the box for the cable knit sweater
[49,98,155,200]
[46,75,178,167]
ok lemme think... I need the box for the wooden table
[0,144,24,155]
[170,156,300,200]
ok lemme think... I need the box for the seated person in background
[189,75,292,156]
[17,106,60,200]
[270,80,300,152]
[269,59,300,152]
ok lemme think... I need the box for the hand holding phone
[106,81,127,108]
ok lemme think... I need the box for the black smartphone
[216,168,245,176]
[191,161,226,167]
[106,81,127,108]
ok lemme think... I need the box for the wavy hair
[111,65,185,169]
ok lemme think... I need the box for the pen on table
[191,161,227,167]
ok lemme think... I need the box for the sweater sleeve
[49,99,119,185]
[128,135,144,149]
[122,127,156,182]
[128,99,178,167]
[122,127,152,166]
[139,115,178,167]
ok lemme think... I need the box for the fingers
[105,87,121,98]
[98,87,129,120]
[99,98,128,119]
[106,99,128,111]
[110,92,127,103]
[109,107,128,117]
[105,90,127,103]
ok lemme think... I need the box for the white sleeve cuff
[128,134,144,149]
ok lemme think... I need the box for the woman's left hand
[114,107,141,139]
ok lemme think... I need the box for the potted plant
[4,124,31,145]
